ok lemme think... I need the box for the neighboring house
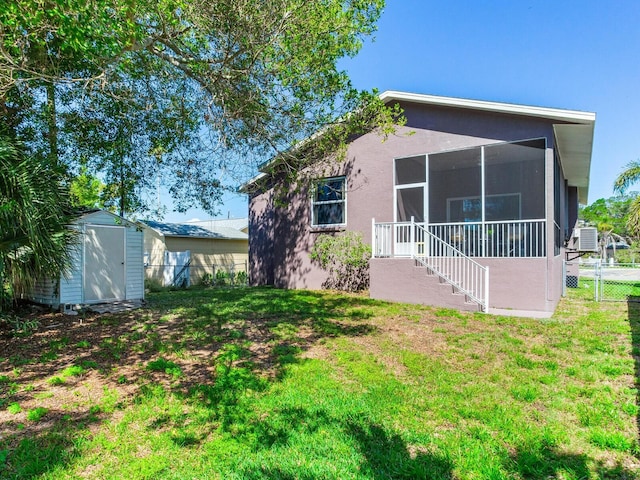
[141,220,249,286]
[245,91,596,315]
[185,218,249,234]
[29,210,145,310]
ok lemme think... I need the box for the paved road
[580,266,640,281]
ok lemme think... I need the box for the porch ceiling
[553,123,595,204]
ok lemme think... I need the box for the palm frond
[614,160,640,194]
[0,136,77,309]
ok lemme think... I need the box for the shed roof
[142,220,248,240]
[74,209,138,228]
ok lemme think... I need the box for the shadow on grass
[507,444,589,478]
[200,403,453,479]
[0,408,103,479]
[507,443,637,479]
[238,421,454,480]
[151,286,379,375]
[0,287,381,477]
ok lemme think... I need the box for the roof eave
[379,91,596,124]
[553,122,596,205]
[239,172,267,193]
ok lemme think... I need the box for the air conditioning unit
[574,227,598,252]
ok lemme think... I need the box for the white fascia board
[77,209,137,228]
[238,172,267,193]
[380,91,596,125]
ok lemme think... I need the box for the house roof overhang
[553,123,595,204]
[380,91,596,204]
[242,91,596,203]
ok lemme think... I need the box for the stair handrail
[412,221,489,312]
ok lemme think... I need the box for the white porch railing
[372,218,489,312]
[428,220,546,258]
[372,219,546,259]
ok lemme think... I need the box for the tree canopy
[579,194,636,237]
[0,0,395,217]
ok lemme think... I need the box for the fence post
[484,266,490,313]
[600,261,604,301]
[562,260,567,297]
[594,260,599,301]
[371,217,376,259]
[410,216,415,258]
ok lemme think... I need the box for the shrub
[1,313,39,337]
[215,269,229,286]
[612,246,639,264]
[310,232,371,292]
[145,278,165,293]
[200,273,214,287]
[236,271,248,285]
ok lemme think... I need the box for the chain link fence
[565,260,640,302]
[145,262,248,288]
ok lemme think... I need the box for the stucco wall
[249,102,575,312]
[370,258,481,311]
[249,189,275,285]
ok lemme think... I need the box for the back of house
[245,91,595,315]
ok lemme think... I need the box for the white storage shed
[29,210,145,309]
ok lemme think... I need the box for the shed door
[84,226,126,302]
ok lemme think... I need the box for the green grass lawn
[1,286,639,479]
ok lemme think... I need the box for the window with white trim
[311,176,346,226]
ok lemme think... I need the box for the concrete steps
[369,258,482,311]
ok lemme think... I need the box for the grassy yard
[0,285,639,479]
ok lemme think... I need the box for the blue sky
[165,0,640,222]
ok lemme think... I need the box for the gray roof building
[143,220,248,240]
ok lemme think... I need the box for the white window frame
[311,176,347,227]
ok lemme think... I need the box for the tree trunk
[45,82,58,166]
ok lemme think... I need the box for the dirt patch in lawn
[0,297,379,449]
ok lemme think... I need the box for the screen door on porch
[84,225,125,302]
[395,155,426,256]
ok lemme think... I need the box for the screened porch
[375,138,549,259]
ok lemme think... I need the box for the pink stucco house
[245,91,596,315]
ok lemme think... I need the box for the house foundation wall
[481,257,552,312]
[370,257,555,313]
[370,258,480,311]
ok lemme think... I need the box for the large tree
[0,0,396,217]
